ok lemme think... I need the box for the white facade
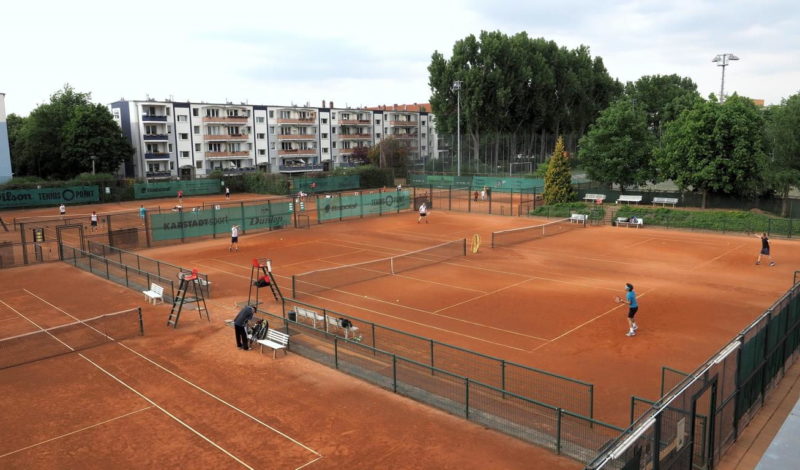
[111,99,434,179]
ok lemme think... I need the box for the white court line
[0,407,152,458]
[23,289,322,459]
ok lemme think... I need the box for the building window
[321,133,328,139]
[321,118,328,124]
[165,108,171,116]
[168,144,173,152]
[258,149,266,155]
[257,133,265,139]
[177,115,188,122]
[269,126,275,134]
[375,119,381,124]
[181,151,190,158]
[196,161,203,169]
[323,147,329,153]
[208,143,222,152]
[332,142,337,149]
[256,116,265,123]
[270,142,275,150]
[195,144,201,152]
[192,108,199,116]
[193,126,200,134]
[331,127,336,133]
[422,120,426,125]
[376,133,381,139]
[169,162,174,170]
[167,125,172,134]
[248,143,253,150]
[331,112,336,119]
[180,133,188,140]
[268,110,274,118]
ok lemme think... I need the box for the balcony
[390,120,417,126]
[276,117,316,124]
[339,133,371,140]
[208,167,258,175]
[339,119,371,125]
[204,134,250,141]
[277,134,316,140]
[143,134,169,141]
[206,151,250,158]
[278,148,317,156]
[202,116,249,123]
[142,114,168,122]
[145,170,172,178]
[279,164,324,173]
[144,152,171,159]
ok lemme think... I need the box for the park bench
[616,217,644,228]
[570,213,588,224]
[652,197,679,207]
[295,306,324,328]
[142,283,164,305]
[583,193,606,204]
[616,195,643,204]
[257,329,290,358]
[327,315,361,339]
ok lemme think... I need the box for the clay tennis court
[1,195,797,468]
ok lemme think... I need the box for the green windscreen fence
[408,174,472,188]
[316,190,410,222]
[134,179,221,199]
[0,186,100,208]
[151,200,293,241]
[294,175,360,193]
[472,176,542,192]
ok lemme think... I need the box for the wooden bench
[257,329,290,358]
[616,195,643,204]
[570,213,588,224]
[583,193,606,204]
[652,197,678,207]
[142,283,164,305]
[616,217,644,228]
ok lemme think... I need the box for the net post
[292,275,296,298]
[462,238,466,256]
[137,307,144,335]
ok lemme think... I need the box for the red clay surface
[2,194,797,469]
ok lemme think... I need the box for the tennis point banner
[0,185,99,208]
[317,190,410,221]
[150,201,293,241]
[134,179,221,199]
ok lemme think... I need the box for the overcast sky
[2,0,798,116]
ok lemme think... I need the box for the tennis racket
[614,296,624,303]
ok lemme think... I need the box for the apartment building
[110,99,435,180]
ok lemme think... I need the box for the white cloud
[2,0,798,115]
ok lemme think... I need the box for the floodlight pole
[90,155,97,175]
[453,80,462,177]
[712,53,739,103]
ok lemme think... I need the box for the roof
[366,103,431,113]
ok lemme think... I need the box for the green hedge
[616,207,797,236]
[530,202,605,221]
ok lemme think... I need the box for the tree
[368,137,408,177]
[624,74,701,136]
[578,98,656,188]
[764,93,800,216]
[12,85,133,179]
[656,95,768,207]
[543,136,575,204]
[6,113,27,174]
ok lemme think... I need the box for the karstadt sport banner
[0,186,99,208]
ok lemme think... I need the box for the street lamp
[452,80,463,177]
[712,53,740,103]
[90,155,97,175]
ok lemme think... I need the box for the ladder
[167,268,210,328]
[248,258,283,307]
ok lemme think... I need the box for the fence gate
[56,224,85,259]
[689,377,717,470]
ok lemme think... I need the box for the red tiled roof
[366,103,431,112]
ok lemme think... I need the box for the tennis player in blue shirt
[622,283,639,337]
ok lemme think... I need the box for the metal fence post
[465,377,470,419]
[392,355,397,393]
[556,408,562,454]
[430,339,435,375]
[334,337,339,369]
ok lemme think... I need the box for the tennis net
[0,307,143,370]
[292,239,467,298]
[491,217,585,248]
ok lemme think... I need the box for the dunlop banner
[134,179,221,199]
[0,186,99,208]
[317,190,410,221]
[151,201,294,241]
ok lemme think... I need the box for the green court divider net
[316,190,410,222]
[0,308,143,369]
[292,238,466,297]
[134,179,221,199]
[472,176,542,192]
[491,217,585,248]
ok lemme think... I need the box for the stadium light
[452,81,463,176]
[712,53,740,103]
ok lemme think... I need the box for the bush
[615,207,792,235]
[530,202,604,220]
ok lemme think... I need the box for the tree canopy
[543,137,575,204]
[10,85,133,179]
[764,93,800,215]
[656,95,767,207]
